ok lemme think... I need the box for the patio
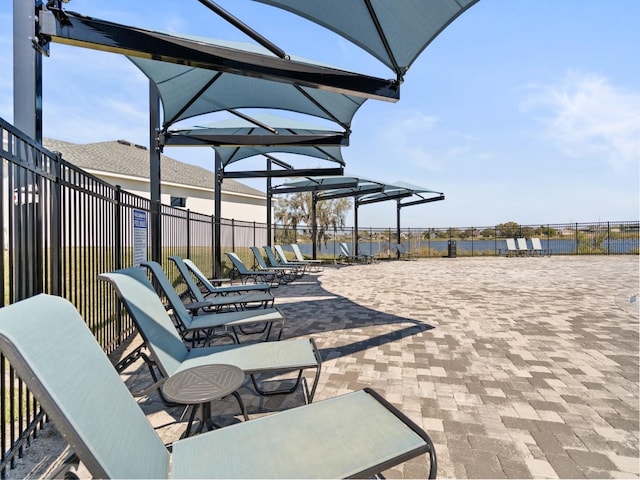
[8,255,639,479]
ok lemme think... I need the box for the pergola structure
[15,0,480,275]
[271,177,445,259]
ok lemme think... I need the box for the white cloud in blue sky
[521,71,640,172]
[0,0,638,228]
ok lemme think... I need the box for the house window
[170,196,186,208]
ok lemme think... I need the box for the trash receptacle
[447,240,457,258]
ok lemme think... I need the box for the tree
[497,221,520,238]
[274,192,352,246]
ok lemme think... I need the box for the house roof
[43,138,265,198]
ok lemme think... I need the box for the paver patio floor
[8,255,639,479]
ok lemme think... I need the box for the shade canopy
[253,0,479,78]
[129,53,367,132]
[164,113,349,148]
[357,181,445,206]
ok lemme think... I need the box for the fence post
[50,153,62,296]
[114,186,122,270]
[607,221,610,255]
[186,209,191,259]
[231,219,236,252]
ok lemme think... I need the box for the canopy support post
[214,151,223,278]
[149,81,162,264]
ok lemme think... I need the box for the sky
[1,0,638,228]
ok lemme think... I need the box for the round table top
[162,364,245,405]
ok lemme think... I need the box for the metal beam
[37,9,400,101]
[223,167,343,179]
[318,185,385,201]
[164,132,348,147]
[399,194,445,208]
[356,190,414,206]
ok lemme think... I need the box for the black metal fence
[275,223,639,259]
[0,116,638,474]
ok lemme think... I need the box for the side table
[162,364,248,437]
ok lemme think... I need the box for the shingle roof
[43,138,265,198]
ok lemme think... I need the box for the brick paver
[7,256,639,478]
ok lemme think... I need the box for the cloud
[376,110,443,172]
[521,71,640,171]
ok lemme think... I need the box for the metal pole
[354,199,359,256]
[311,192,318,259]
[214,151,222,277]
[13,0,42,142]
[149,81,162,264]
[266,159,272,246]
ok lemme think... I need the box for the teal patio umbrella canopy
[128,45,367,132]
[164,113,348,148]
[252,0,480,79]
[357,181,445,205]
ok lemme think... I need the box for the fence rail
[0,117,638,474]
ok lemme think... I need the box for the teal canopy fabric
[128,44,366,131]
[169,114,346,167]
[165,113,348,147]
[253,0,479,77]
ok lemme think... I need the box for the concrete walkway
[8,256,639,478]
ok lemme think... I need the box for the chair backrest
[516,238,528,250]
[0,294,170,479]
[251,246,270,270]
[226,252,252,274]
[182,258,216,294]
[168,256,207,302]
[339,242,351,256]
[274,245,291,264]
[99,268,189,378]
[531,238,543,250]
[396,244,406,254]
[140,261,196,330]
[263,245,282,267]
[290,244,305,261]
[506,238,517,251]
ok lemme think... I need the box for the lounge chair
[99,271,320,401]
[530,237,551,256]
[339,242,372,264]
[500,238,518,257]
[516,238,531,256]
[290,244,324,272]
[168,257,272,311]
[250,246,295,283]
[396,243,417,260]
[263,245,305,276]
[273,245,309,274]
[102,266,284,345]
[143,261,274,312]
[174,257,271,294]
[226,252,281,287]
[0,294,436,479]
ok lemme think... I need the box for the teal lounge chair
[226,252,281,287]
[500,238,518,257]
[161,258,274,312]
[170,256,271,295]
[0,294,436,479]
[530,238,551,256]
[99,270,320,401]
[250,246,295,284]
[102,266,284,345]
[263,245,305,276]
[516,238,531,256]
[339,242,373,264]
[274,245,312,274]
[143,260,273,313]
[290,244,324,272]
